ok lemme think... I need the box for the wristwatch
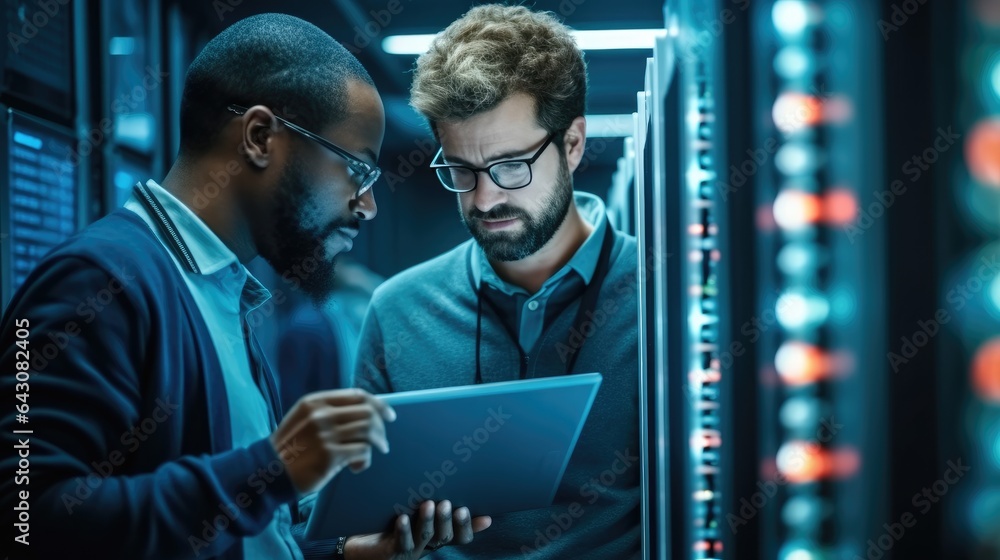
[333,536,347,559]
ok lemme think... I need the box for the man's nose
[352,188,377,220]
[472,172,506,213]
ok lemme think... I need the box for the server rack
[937,1,1000,558]
[637,2,733,558]
[749,1,888,558]
[0,1,90,309]
[640,1,895,558]
[101,0,164,209]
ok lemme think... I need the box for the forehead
[436,93,546,159]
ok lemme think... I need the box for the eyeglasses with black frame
[429,132,558,193]
[227,104,381,198]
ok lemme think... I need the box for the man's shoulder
[370,239,476,306]
[610,228,638,271]
[36,209,175,291]
[54,208,157,257]
[613,228,637,252]
[2,209,178,327]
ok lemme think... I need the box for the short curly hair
[409,4,587,137]
[179,13,373,155]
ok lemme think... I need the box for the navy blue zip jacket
[0,209,322,559]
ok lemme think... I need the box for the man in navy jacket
[0,13,485,560]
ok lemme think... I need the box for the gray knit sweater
[354,225,641,560]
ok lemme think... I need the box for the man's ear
[562,116,587,174]
[238,105,280,169]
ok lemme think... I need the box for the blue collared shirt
[125,180,301,560]
[471,191,608,353]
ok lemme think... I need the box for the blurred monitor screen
[1,109,77,306]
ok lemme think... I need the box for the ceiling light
[382,29,665,55]
[586,114,634,138]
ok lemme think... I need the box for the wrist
[340,535,355,560]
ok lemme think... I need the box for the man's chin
[468,225,514,258]
[266,250,338,303]
[297,262,338,303]
[476,236,532,262]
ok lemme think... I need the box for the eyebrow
[443,146,534,167]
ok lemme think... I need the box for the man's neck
[490,202,593,294]
[159,157,258,264]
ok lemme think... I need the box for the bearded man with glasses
[0,13,486,560]
[349,5,641,559]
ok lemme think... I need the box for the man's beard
[460,159,574,262]
[266,158,357,303]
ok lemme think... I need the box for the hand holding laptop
[270,388,398,493]
[305,374,602,540]
[343,499,492,560]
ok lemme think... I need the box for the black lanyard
[473,219,616,384]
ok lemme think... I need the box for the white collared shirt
[125,180,300,560]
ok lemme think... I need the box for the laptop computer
[304,372,603,539]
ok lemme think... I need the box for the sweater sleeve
[0,256,297,559]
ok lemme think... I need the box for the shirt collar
[472,191,609,295]
[136,180,240,276]
[127,180,271,308]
